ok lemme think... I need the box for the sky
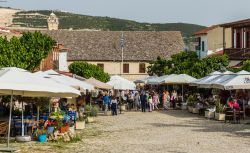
[1,0,250,26]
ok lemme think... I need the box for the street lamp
[120,32,125,76]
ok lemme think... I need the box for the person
[228,98,240,110]
[162,91,170,110]
[127,92,134,111]
[152,92,159,110]
[140,92,147,112]
[148,95,153,112]
[166,91,171,109]
[134,93,141,111]
[85,90,91,106]
[171,90,177,109]
[103,92,110,115]
[110,96,118,115]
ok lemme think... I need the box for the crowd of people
[93,89,183,116]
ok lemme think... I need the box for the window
[202,41,205,51]
[123,63,129,73]
[97,63,104,70]
[236,33,241,48]
[139,63,146,73]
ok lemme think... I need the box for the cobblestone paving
[1,110,250,153]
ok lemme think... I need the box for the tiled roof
[41,30,184,62]
[194,25,219,36]
[220,18,250,28]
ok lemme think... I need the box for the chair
[224,108,234,123]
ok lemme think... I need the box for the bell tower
[47,12,59,30]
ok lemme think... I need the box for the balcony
[224,48,250,60]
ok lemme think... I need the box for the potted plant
[57,121,67,133]
[85,105,98,123]
[205,106,216,119]
[215,100,225,121]
[69,120,76,133]
[187,95,195,113]
[75,116,86,130]
[36,128,47,143]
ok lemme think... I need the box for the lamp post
[120,32,125,76]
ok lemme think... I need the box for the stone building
[47,12,59,30]
[43,30,184,80]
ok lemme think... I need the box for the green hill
[12,10,206,37]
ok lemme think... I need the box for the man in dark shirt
[140,92,147,112]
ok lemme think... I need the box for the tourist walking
[148,95,153,112]
[110,96,118,115]
[140,92,147,112]
[103,92,110,115]
[127,92,134,111]
[152,92,159,110]
[171,90,177,109]
[162,91,167,110]
[134,93,141,111]
[166,91,171,109]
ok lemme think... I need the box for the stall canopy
[147,75,171,85]
[161,74,196,84]
[212,70,250,90]
[85,77,113,90]
[198,71,236,89]
[0,67,80,152]
[107,75,136,90]
[190,71,222,86]
[35,70,94,91]
[134,76,157,84]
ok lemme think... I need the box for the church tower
[47,12,59,30]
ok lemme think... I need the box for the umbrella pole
[37,106,40,122]
[21,101,24,136]
[182,84,184,102]
[7,91,13,147]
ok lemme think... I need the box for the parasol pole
[7,91,13,147]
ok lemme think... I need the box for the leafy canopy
[0,31,56,71]
[147,51,229,78]
[68,61,110,82]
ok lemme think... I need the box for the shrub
[68,61,110,82]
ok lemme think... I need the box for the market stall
[0,67,80,152]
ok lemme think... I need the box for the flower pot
[215,113,225,121]
[87,117,95,123]
[121,105,126,111]
[38,134,47,143]
[181,105,187,110]
[47,126,55,134]
[192,108,199,114]
[187,106,193,113]
[69,125,75,133]
[205,111,215,119]
[76,121,85,130]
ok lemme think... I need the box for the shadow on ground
[151,110,250,138]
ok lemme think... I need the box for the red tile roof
[194,25,219,36]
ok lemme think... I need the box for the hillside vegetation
[12,10,205,37]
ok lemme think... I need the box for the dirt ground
[1,110,250,153]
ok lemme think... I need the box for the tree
[0,31,56,71]
[68,61,110,82]
[147,56,171,76]
[242,60,250,72]
[147,51,229,78]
